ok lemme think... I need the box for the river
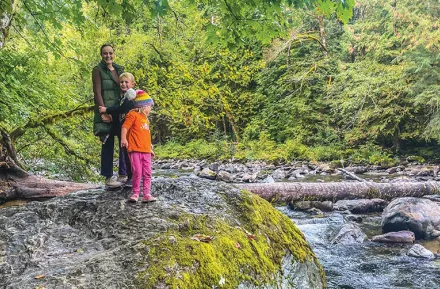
[277,207,440,289]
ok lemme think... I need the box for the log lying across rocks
[0,174,100,203]
[237,181,440,203]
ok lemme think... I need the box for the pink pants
[129,152,152,197]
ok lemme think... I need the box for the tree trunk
[237,181,440,203]
[0,0,14,49]
[317,14,327,56]
[0,138,98,203]
[0,106,99,204]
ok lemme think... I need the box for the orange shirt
[122,111,152,153]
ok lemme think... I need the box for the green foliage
[346,143,396,166]
[4,0,440,182]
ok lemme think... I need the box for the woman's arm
[92,67,105,107]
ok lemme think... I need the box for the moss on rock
[136,190,325,289]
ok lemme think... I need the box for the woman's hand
[121,139,128,148]
[98,106,107,114]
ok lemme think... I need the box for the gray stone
[372,230,415,243]
[197,167,217,180]
[382,197,440,239]
[272,169,286,180]
[407,244,435,259]
[0,178,325,289]
[331,223,367,244]
[216,170,233,183]
[334,199,387,214]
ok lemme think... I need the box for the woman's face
[101,46,114,65]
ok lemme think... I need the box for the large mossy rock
[0,178,325,289]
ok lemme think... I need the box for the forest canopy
[1,0,440,181]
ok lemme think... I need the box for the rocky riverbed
[153,159,440,183]
[280,208,440,289]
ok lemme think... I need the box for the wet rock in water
[345,215,363,223]
[240,172,257,183]
[306,208,324,216]
[331,223,367,245]
[272,168,286,180]
[197,167,217,180]
[381,197,440,239]
[0,178,325,289]
[407,244,435,259]
[371,230,415,243]
[344,166,368,174]
[422,194,440,203]
[290,201,333,212]
[333,199,388,214]
[216,170,233,183]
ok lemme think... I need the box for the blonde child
[121,90,156,202]
[99,72,136,187]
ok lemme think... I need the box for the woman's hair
[120,72,135,82]
[100,44,114,53]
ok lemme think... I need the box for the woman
[92,44,124,188]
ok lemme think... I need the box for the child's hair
[133,106,151,117]
[120,72,135,82]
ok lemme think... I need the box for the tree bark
[237,181,440,203]
[0,174,99,203]
[0,0,14,49]
[0,105,99,204]
[317,14,327,56]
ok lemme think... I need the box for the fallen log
[0,174,100,204]
[236,181,440,203]
[337,168,367,182]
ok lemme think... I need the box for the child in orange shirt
[121,90,156,202]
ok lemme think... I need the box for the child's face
[141,105,152,115]
[120,78,135,92]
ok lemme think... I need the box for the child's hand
[121,139,128,148]
[98,106,107,113]
[101,113,112,123]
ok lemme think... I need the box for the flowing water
[277,207,440,289]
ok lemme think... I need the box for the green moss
[136,191,326,289]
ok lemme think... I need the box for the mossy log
[237,181,440,203]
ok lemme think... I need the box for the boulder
[216,170,233,183]
[331,223,367,245]
[333,199,388,214]
[407,244,435,259]
[381,197,440,239]
[0,178,325,289]
[291,201,333,212]
[197,167,217,180]
[272,168,287,180]
[372,231,415,243]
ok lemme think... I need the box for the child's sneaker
[128,194,139,202]
[124,178,132,188]
[141,195,157,203]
